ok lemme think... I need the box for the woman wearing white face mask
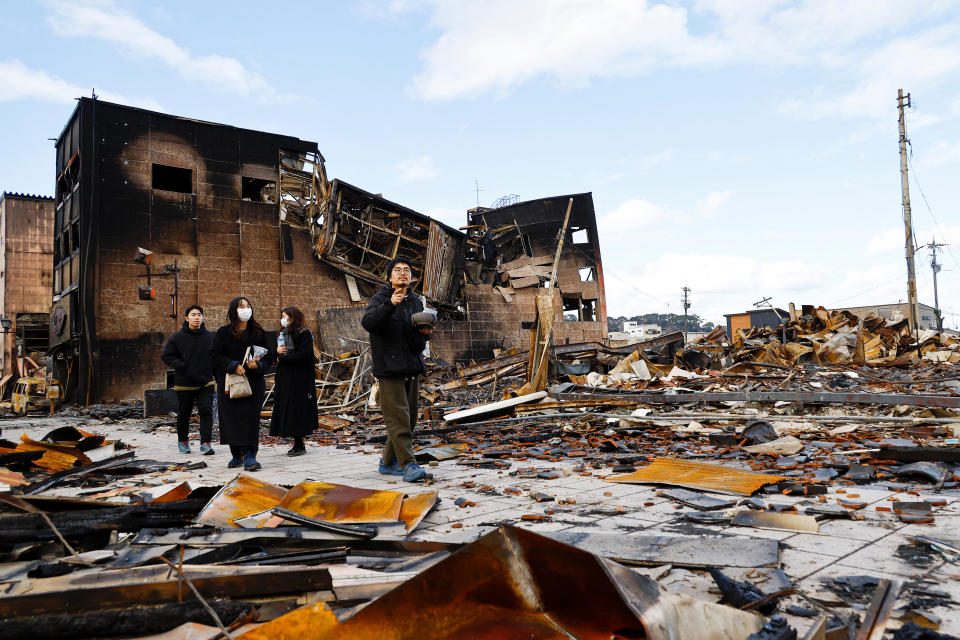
[210,296,274,471]
[269,306,318,456]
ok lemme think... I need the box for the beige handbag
[224,347,252,398]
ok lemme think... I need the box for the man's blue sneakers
[378,458,404,475]
[403,463,427,483]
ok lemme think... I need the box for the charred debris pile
[0,303,958,637]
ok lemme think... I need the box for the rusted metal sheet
[398,491,439,533]
[555,390,960,409]
[607,458,788,496]
[237,525,763,640]
[0,469,28,487]
[16,435,91,471]
[194,474,288,528]
[278,482,404,525]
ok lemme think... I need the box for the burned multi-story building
[0,192,54,385]
[50,98,606,402]
[428,194,608,362]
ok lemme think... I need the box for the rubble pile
[0,305,958,638]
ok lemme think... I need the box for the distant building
[724,308,787,338]
[0,192,54,386]
[623,322,662,337]
[831,302,939,330]
[608,321,661,343]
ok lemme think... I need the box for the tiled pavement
[5,416,960,635]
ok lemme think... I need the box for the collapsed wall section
[429,193,608,363]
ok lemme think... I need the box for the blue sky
[2,1,960,327]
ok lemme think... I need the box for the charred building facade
[50,99,355,401]
[50,99,606,402]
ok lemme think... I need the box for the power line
[907,152,960,272]
[564,242,671,307]
[833,275,903,304]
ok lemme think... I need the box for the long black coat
[361,285,428,379]
[269,327,318,437]
[210,324,274,447]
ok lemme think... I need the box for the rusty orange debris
[606,457,788,496]
[278,482,404,524]
[194,474,288,528]
[236,525,763,640]
[398,491,439,532]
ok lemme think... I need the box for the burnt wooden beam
[0,599,255,640]
[0,500,205,544]
[0,565,331,618]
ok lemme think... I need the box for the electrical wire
[833,275,903,304]
[908,150,960,271]
[565,242,672,308]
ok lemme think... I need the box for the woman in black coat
[269,306,318,456]
[210,297,274,471]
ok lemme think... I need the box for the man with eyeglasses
[361,258,433,482]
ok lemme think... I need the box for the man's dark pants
[379,376,418,468]
[176,387,214,443]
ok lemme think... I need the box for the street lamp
[0,317,11,333]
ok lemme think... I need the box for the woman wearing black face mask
[269,306,318,456]
[210,297,274,471]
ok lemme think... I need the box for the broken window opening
[578,267,596,282]
[581,298,596,322]
[242,177,276,203]
[69,221,80,254]
[151,164,193,194]
[571,228,589,244]
[56,152,80,204]
[563,297,580,322]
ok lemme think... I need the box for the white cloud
[0,58,161,109]
[637,148,678,170]
[405,0,960,123]
[695,190,733,216]
[777,24,960,121]
[395,155,438,183]
[920,139,960,167]
[599,198,676,234]
[411,0,704,100]
[45,1,299,102]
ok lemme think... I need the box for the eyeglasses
[392,267,412,274]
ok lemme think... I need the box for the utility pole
[926,239,947,331]
[898,89,921,353]
[681,286,691,343]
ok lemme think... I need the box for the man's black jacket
[161,321,215,387]
[361,285,429,378]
